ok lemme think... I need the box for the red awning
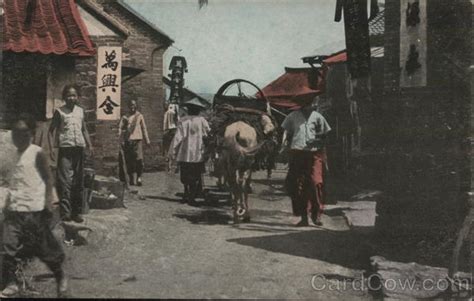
[323,51,347,65]
[258,67,326,110]
[3,0,95,56]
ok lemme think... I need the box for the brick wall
[76,1,171,175]
[75,36,124,174]
[377,0,472,232]
[100,0,170,171]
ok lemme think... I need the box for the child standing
[48,84,93,223]
[118,100,151,186]
[1,115,67,298]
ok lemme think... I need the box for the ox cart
[204,79,278,223]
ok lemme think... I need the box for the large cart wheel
[213,79,269,112]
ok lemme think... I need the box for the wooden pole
[119,143,130,190]
[0,213,3,288]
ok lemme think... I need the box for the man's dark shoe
[295,219,309,227]
[61,215,72,222]
[311,213,323,226]
[57,276,68,298]
[188,200,200,207]
[137,178,143,186]
[72,215,84,223]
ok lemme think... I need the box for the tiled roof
[3,0,95,56]
[369,9,384,36]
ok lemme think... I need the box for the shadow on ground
[173,210,303,233]
[173,209,232,225]
[144,195,183,203]
[143,193,233,208]
[227,229,373,271]
[232,221,302,233]
[252,178,285,190]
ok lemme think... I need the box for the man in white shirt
[2,114,67,298]
[169,98,210,206]
[281,100,331,227]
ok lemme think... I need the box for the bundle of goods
[207,79,279,172]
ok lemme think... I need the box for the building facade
[1,0,174,174]
[377,0,472,234]
[76,0,173,173]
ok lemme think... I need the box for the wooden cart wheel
[213,79,268,110]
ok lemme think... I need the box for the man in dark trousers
[169,98,210,206]
[281,100,331,227]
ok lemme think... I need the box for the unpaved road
[19,169,373,299]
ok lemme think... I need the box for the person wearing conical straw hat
[169,98,210,206]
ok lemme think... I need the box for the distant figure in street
[281,100,331,227]
[163,103,179,172]
[48,84,93,223]
[118,100,151,186]
[2,115,67,298]
[169,98,210,206]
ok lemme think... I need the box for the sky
[124,0,346,94]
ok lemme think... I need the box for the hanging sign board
[400,0,427,87]
[96,46,122,120]
[342,0,372,79]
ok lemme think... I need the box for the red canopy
[323,51,347,65]
[258,67,326,110]
[3,0,95,56]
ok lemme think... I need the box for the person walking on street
[163,103,179,172]
[169,98,210,206]
[48,84,93,223]
[281,100,331,227]
[2,115,68,298]
[118,100,151,186]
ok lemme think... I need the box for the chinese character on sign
[168,56,188,104]
[99,74,119,92]
[97,47,122,120]
[405,44,421,75]
[405,1,420,27]
[101,50,119,71]
[98,96,119,115]
[400,0,426,87]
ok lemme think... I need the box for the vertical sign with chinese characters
[97,46,122,120]
[400,0,427,87]
[341,0,371,79]
[168,56,187,104]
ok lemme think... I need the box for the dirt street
[19,168,374,299]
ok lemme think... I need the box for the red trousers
[285,149,326,218]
